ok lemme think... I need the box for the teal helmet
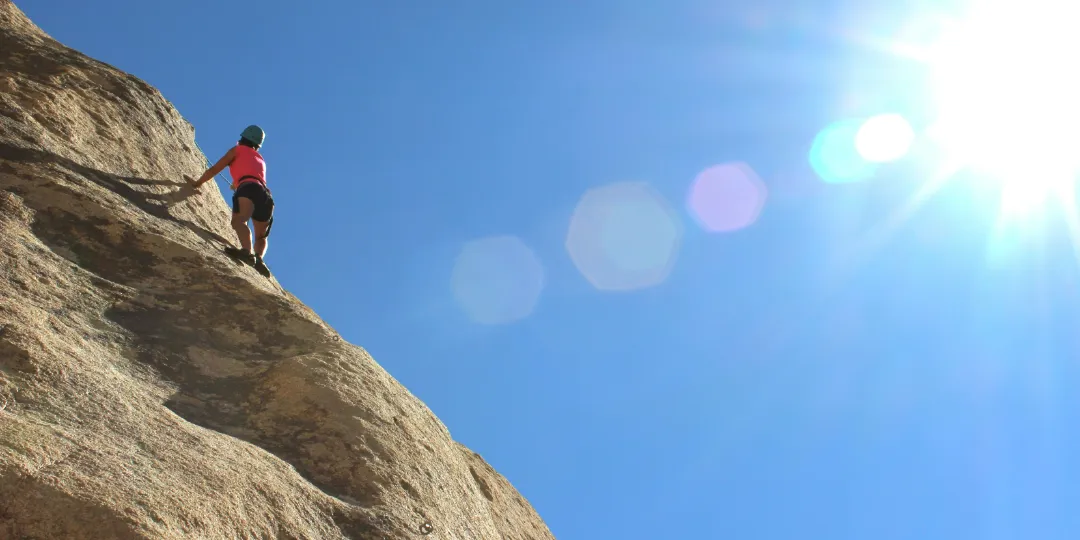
[240,125,265,147]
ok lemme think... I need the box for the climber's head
[239,125,265,150]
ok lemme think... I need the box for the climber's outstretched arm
[190,147,237,191]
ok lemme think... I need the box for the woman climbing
[189,125,274,277]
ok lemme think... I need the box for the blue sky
[23,1,1080,538]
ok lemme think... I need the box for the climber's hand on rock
[185,175,202,193]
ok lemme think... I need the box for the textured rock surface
[0,2,554,538]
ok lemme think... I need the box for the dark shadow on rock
[0,474,144,540]
[0,141,234,247]
[97,287,380,510]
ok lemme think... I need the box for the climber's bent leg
[251,216,272,277]
[231,196,254,253]
[252,219,270,258]
[250,188,274,260]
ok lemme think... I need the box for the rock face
[0,2,554,538]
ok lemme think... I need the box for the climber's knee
[231,197,254,228]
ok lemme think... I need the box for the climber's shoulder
[213,146,237,168]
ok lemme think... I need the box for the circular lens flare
[810,119,877,184]
[855,114,915,163]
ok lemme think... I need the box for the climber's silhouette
[190,125,274,277]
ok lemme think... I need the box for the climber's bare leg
[252,219,270,258]
[232,197,254,253]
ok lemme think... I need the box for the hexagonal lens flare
[687,162,768,233]
[566,182,683,291]
[451,235,545,325]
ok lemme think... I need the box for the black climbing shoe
[253,256,271,278]
[224,246,256,265]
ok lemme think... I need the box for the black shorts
[232,182,274,223]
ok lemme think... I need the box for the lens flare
[451,235,545,325]
[855,114,915,163]
[687,162,769,233]
[566,182,683,291]
[810,119,877,184]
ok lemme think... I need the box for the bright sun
[925,1,1080,216]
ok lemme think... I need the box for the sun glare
[927,2,1080,215]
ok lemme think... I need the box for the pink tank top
[229,144,266,189]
